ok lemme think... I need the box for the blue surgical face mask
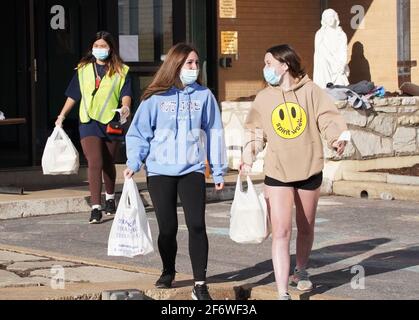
[263,67,282,86]
[92,48,109,61]
[180,69,199,86]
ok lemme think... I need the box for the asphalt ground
[0,195,418,300]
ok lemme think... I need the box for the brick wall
[217,0,418,102]
[217,0,321,101]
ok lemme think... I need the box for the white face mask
[180,69,199,86]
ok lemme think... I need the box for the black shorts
[264,172,323,190]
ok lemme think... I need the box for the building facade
[0,0,417,168]
[0,0,216,168]
[218,0,418,101]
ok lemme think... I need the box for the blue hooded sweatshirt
[126,83,228,184]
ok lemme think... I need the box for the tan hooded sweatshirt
[242,75,348,183]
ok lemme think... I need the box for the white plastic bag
[229,175,270,244]
[42,127,79,175]
[108,178,154,258]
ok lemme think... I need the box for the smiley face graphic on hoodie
[271,102,307,139]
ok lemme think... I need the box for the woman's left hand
[215,183,224,191]
[332,140,347,156]
[120,106,131,120]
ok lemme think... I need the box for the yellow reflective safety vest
[78,63,129,124]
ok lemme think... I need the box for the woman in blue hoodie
[124,43,227,300]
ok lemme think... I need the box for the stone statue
[313,9,350,88]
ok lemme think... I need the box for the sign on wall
[219,0,236,18]
[221,31,238,55]
[50,5,66,30]
[119,35,139,62]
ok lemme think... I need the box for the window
[118,0,173,63]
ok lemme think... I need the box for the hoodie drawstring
[175,91,180,139]
[174,85,194,139]
[281,90,303,132]
[186,87,192,133]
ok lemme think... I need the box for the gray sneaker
[278,292,292,300]
[290,268,313,292]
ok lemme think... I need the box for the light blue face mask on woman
[92,48,109,61]
[180,69,199,86]
[263,67,282,86]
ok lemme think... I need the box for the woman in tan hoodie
[241,44,350,300]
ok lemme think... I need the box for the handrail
[0,118,27,126]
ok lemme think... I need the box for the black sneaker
[104,199,116,216]
[155,270,176,288]
[191,284,212,300]
[89,208,102,224]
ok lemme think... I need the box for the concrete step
[0,172,265,220]
[342,171,419,186]
[333,180,419,201]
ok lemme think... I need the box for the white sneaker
[290,268,313,292]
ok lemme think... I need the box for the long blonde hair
[141,43,201,101]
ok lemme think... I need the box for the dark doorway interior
[1,0,216,168]
[0,0,31,167]
[33,0,104,165]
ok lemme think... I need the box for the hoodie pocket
[149,132,172,164]
[270,141,320,182]
[188,132,206,164]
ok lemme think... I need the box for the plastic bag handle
[235,175,257,197]
[121,178,141,210]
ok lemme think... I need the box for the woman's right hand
[332,140,347,156]
[55,115,65,128]
[124,168,135,179]
[239,163,252,175]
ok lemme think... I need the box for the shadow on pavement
[300,245,419,299]
[208,238,393,295]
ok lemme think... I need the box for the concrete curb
[0,244,162,276]
[0,183,252,220]
[342,171,419,186]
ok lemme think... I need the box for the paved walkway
[1,195,419,300]
[0,247,329,301]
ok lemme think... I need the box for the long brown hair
[78,31,124,77]
[141,43,201,101]
[267,44,306,79]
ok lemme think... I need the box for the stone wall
[325,97,419,161]
[222,97,419,172]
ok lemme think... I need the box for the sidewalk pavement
[0,168,265,220]
[1,188,419,300]
[0,245,343,300]
[0,168,275,300]
[0,167,347,300]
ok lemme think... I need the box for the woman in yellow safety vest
[55,31,132,224]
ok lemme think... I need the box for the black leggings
[147,172,208,281]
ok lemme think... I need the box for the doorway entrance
[0,0,31,167]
